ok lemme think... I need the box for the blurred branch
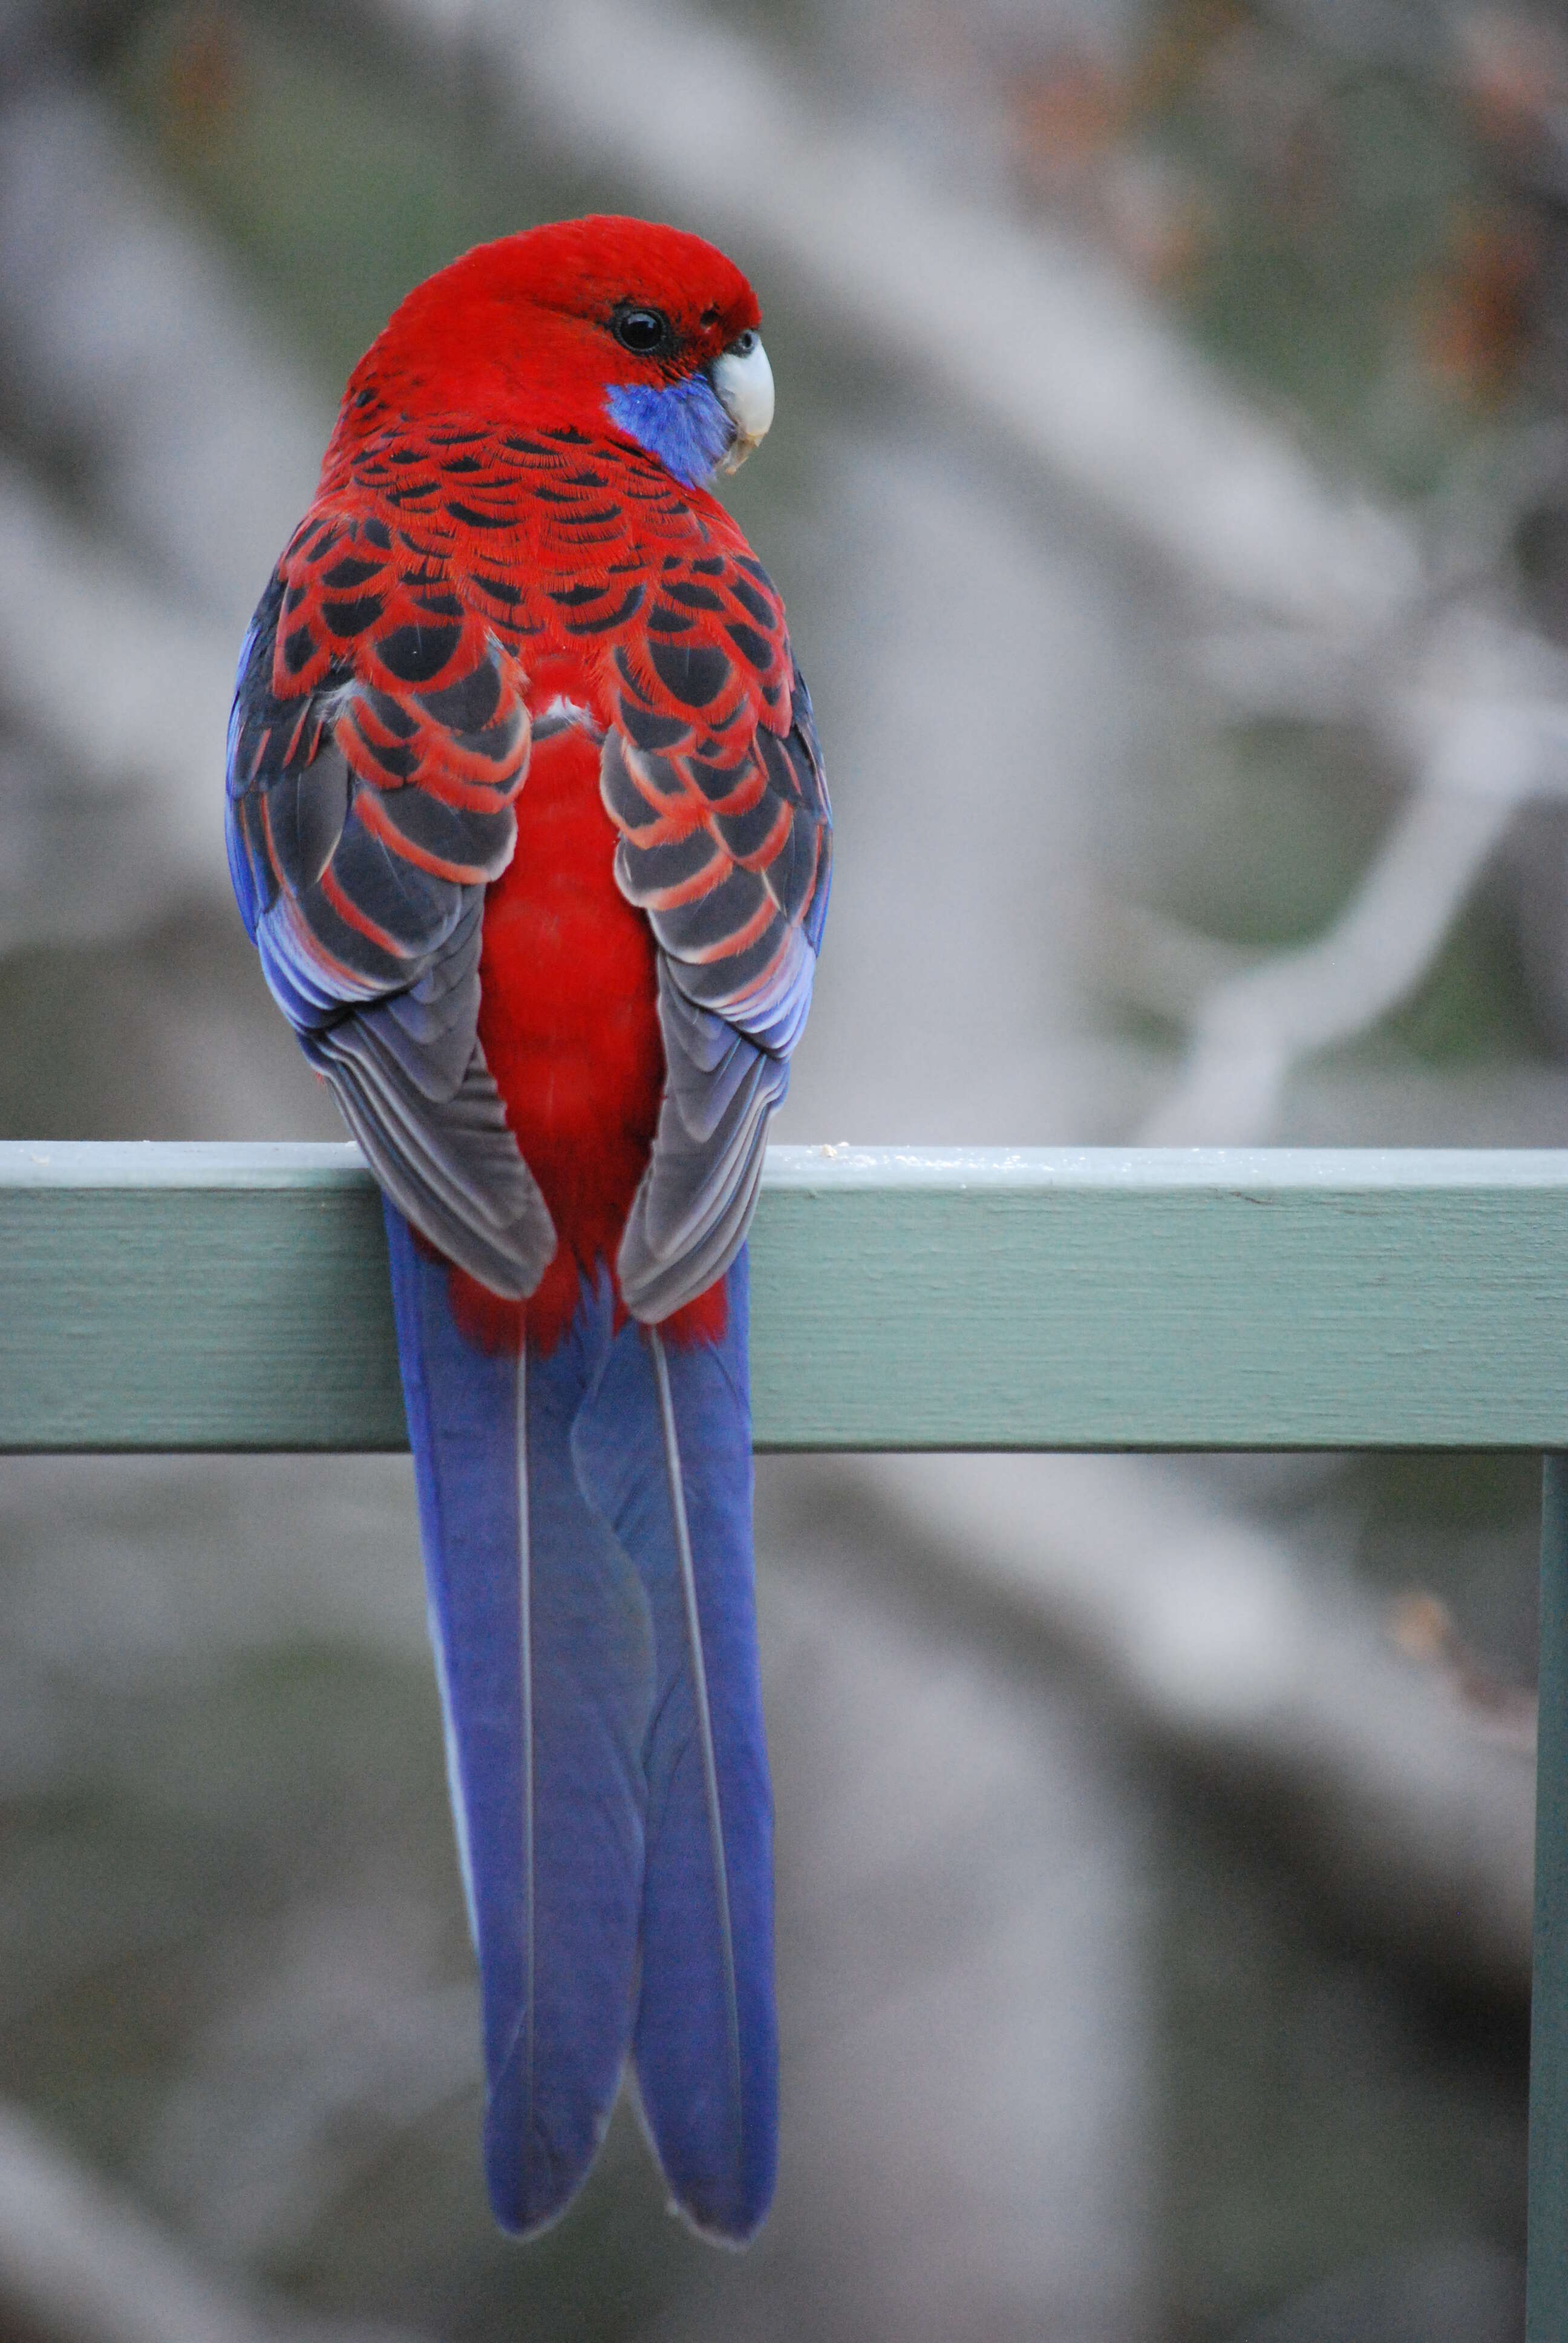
[825,1451,1535,2002]
[0,84,328,632]
[1147,606,1568,1139]
[0,83,332,939]
[0,2099,425,2343]
[148,1903,480,2264]
[1140,779,1519,1140]
[1388,1588,1537,1749]
[1074,889,1256,1022]
[0,458,230,913]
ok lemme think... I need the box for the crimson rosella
[224,217,831,2243]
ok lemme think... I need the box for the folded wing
[226,510,555,1296]
[600,551,832,1321]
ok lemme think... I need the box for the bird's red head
[335,215,773,487]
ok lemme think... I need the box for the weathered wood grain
[4,1141,1568,1451]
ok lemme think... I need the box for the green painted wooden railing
[2,1138,1564,2330]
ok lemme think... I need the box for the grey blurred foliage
[1,0,1565,2336]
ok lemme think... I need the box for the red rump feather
[449,724,727,1354]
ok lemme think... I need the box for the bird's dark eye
[613,306,671,357]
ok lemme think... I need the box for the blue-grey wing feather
[609,656,831,1322]
[227,566,555,1298]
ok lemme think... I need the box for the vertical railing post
[1530,1455,1568,2336]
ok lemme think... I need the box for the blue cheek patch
[604,373,734,488]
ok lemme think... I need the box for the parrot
[223,215,831,2244]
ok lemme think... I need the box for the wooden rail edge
[3,1141,1568,1451]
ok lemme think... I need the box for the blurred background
[1,0,1564,2335]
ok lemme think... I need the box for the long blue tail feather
[383,1207,777,2241]
[384,1205,650,2233]
[648,1325,743,2151]
[575,1253,777,2241]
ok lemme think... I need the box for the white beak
[711,335,775,473]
